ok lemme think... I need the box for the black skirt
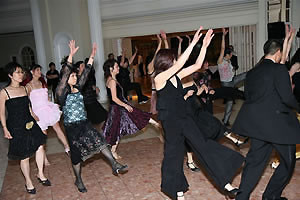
[84,101,108,124]
[64,120,108,165]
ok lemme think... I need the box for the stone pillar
[256,0,267,61]
[30,0,47,74]
[87,0,107,102]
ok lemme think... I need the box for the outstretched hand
[222,27,228,36]
[91,43,97,57]
[177,36,183,43]
[69,40,79,56]
[160,30,167,40]
[202,29,214,48]
[192,26,203,44]
[156,34,162,43]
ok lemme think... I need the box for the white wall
[0,32,35,68]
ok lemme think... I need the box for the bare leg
[149,118,161,129]
[35,145,48,180]
[111,142,122,159]
[20,158,34,189]
[186,152,200,171]
[41,130,51,166]
[52,122,70,152]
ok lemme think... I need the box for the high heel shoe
[225,188,241,199]
[112,164,128,176]
[37,177,51,186]
[25,185,36,194]
[186,162,200,172]
[234,137,249,148]
[75,181,87,193]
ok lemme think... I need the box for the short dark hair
[263,39,283,55]
[108,53,114,58]
[4,62,23,76]
[49,62,55,68]
[224,48,232,56]
[75,61,84,69]
[154,49,177,75]
[30,64,42,71]
[103,59,117,79]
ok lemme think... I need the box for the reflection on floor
[0,77,300,200]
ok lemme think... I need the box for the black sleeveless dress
[156,76,244,199]
[102,82,151,145]
[4,88,46,160]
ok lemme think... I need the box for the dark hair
[75,61,84,69]
[154,49,177,75]
[263,39,283,55]
[30,64,42,71]
[4,62,23,77]
[49,62,55,68]
[117,56,129,67]
[192,72,204,86]
[103,59,117,79]
[108,53,114,58]
[61,56,69,65]
[224,48,232,56]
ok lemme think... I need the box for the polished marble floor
[0,78,300,200]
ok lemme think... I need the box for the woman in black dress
[154,27,244,200]
[56,40,128,193]
[0,62,50,194]
[76,60,108,127]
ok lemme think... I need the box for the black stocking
[72,163,87,192]
[101,146,128,174]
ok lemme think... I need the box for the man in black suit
[233,39,300,200]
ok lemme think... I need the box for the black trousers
[122,82,144,100]
[236,138,296,200]
[161,116,244,199]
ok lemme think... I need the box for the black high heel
[225,188,241,199]
[186,162,200,172]
[234,137,249,147]
[75,181,87,193]
[37,177,51,186]
[25,185,36,194]
[112,164,128,176]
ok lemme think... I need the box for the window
[21,46,35,69]
[267,0,290,23]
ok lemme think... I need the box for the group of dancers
[0,24,299,200]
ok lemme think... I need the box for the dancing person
[154,27,244,200]
[217,28,246,126]
[117,46,149,104]
[102,59,160,159]
[76,59,107,127]
[56,40,128,193]
[232,37,300,200]
[26,64,70,163]
[46,62,59,101]
[0,62,50,194]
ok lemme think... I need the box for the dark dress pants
[236,138,296,200]
[161,116,244,199]
[122,82,144,100]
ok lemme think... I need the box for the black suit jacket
[232,59,300,144]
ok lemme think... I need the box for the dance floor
[1,137,300,200]
[1,77,300,199]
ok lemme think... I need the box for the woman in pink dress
[26,65,70,164]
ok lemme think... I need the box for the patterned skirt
[102,104,151,145]
[64,120,108,165]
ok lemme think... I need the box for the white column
[116,38,122,56]
[87,0,107,102]
[256,0,267,61]
[30,0,47,74]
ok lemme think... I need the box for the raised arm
[56,40,79,105]
[155,27,204,88]
[148,34,162,75]
[78,44,97,89]
[161,30,169,49]
[129,46,138,65]
[217,28,228,64]
[177,29,214,79]
[177,36,183,56]
[186,35,191,45]
[281,25,296,64]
